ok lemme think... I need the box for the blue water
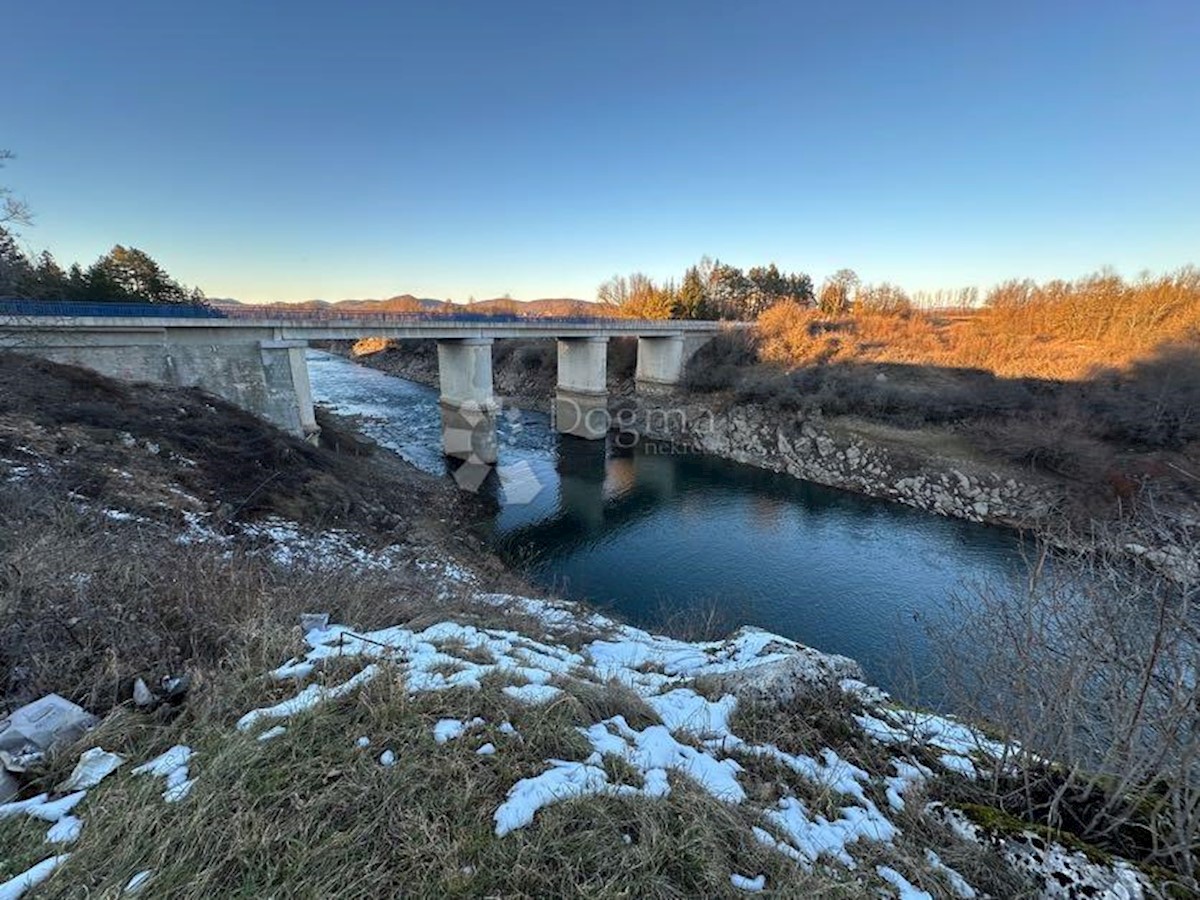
[308,350,1029,694]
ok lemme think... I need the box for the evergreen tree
[32,250,68,299]
[66,263,88,300]
[707,261,751,319]
[101,245,188,303]
[674,265,711,319]
[785,271,815,304]
[80,245,192,303]
[0,227,34,298]
[84,257,131,302]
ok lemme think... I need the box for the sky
[5,1,1199,303]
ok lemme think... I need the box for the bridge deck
[0,314,721,342]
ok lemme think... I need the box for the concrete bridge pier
[259,339,319,443]
[635,334,685,393]
[554,336,609,439]
[436,337,498,464]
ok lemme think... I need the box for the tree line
[597,258,921,320]
[0,151,204,305]
[0,227,205,305]
[597,257,815,320]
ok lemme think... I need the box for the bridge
[0,303,721,462]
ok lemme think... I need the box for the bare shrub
[514,343,551,372]
[968,415,1116,484]
[734,362,1042,426]
[753,268,1200,381]
[930,511,1200,889]
[855,283,913,315]
[681,329,759,393]
[1083,343,1200,450]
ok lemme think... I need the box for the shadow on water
[307,350,1031,700]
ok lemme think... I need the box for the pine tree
[0,227,34,298]
[32,250,68,299]
[674,266,709,319]
[66,263,87,300]
[86,245,190,303]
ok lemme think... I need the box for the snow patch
[502,683,563,705]
[0,854,71,900]
[730,872,766,892]
[44,816,82,844]
[876,864,932,899]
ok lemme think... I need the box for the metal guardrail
[0,300,227,319]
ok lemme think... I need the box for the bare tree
[597,274,630,307]
[0,151,33,228]
[930,506,1200,889]
[817,268,859,315]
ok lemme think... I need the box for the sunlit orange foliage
[757,268,1200,380]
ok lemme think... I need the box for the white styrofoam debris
[58,748,124,791]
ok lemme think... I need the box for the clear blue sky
[6,1,1198,302]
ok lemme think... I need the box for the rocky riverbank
[619,395,1058,530]
[339,339,1197,579]
[335,338,1058,531]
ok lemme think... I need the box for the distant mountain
[463,297,602,316]
[210,295,601,316]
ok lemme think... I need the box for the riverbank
[0,352,1180,897]
[333,338,1058,529]
[340,338,1198,579]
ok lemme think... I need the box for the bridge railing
[0,299,726,330]
[220,306,625,326]
[0,300,228,319]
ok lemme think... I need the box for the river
[308,350,1030,696]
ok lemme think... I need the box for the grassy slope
[0,352,1177,898]
[0,353,1020,898]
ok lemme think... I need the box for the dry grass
[0,478,487,714]
[0,482,1000,898]
[757,268,1200,381]
[0,350,447,533]
[0,483,866,897]
[15,675,849,899]
[683,272,1200,514]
